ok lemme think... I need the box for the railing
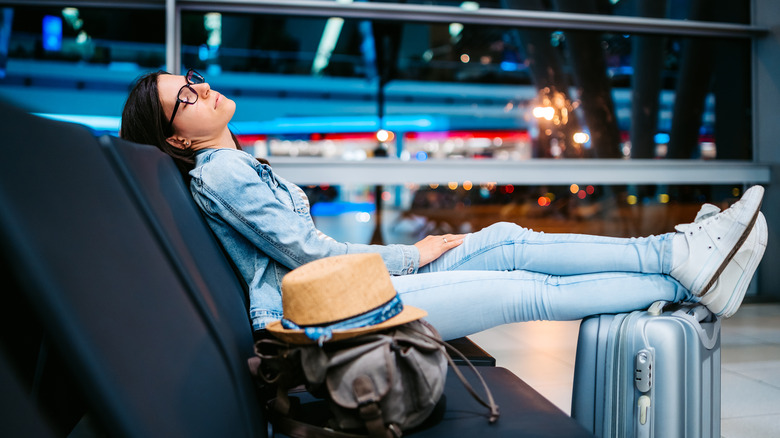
[269,158,771,185]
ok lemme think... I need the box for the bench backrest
[0,100,265,437]
[98,135,255,355]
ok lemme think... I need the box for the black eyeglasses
[167,69,205,129]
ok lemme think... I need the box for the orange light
[376,129,394,142]
[573,132,589,144]
[533,106,555,121]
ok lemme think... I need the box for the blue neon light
[654,133,670,144]
[42,15,63,52]
[231,114,447,135]
[311,202,375,216]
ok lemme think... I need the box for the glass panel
[310,183,750,245]
[0,5,165,123]
[2,6,165,67]
[178,11,750,161]
[0,6,751,160]
[181,13,370,78]
[370,0,751,25]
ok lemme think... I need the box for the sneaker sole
[721,214,768,317]
[698,196,762,297]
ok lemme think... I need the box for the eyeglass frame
[167,69,205,131]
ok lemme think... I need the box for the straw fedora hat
[266,253,427,344]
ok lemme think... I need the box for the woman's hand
[414,233,466,268]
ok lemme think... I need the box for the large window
[0,2,755,160]
[176,10,751,161]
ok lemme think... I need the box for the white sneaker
[670,185,764,297]
[693,206,768,317]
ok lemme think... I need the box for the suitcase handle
[671,307,721,350]
[647,301,721,350]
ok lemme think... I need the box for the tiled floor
[468,302,780,438]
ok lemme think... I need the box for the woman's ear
[166,136,191,150]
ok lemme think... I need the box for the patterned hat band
[281,293,403,346]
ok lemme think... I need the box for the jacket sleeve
[191,152,419,275]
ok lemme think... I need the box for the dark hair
[120,70,250,176]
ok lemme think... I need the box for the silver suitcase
[571,301,721,438]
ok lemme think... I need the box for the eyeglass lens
[178,86,198,103]
[187,70,205,85]
[178,70,205,103]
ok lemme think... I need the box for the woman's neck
[192,129,238,151]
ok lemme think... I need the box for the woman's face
[157,73,236,148]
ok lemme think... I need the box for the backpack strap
[353,376,401,438]
[409,325,500,423]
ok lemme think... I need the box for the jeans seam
[445,240,516,271]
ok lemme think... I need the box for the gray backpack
[249,320,499,437]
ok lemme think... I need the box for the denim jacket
[189,148,420,330]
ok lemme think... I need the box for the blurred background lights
[654,133,671,144]
[355,212,371,223]
[448,181,458,190]
[375,129,394,142]
[627,195,638,205]
[463,181,473,190]
[42,15,63,51]
[204,13,222,47]
[658,193,670,203]
[533,106,555,121]
[449,22,464,39]
[573,132,590,144]
[570,184,579,194]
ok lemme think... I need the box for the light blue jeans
[391,222,693,340]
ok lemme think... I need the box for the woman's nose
[194,82,210,97]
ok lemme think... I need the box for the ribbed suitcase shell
[571,302,721,438]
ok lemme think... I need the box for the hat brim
[265,305,428,344]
